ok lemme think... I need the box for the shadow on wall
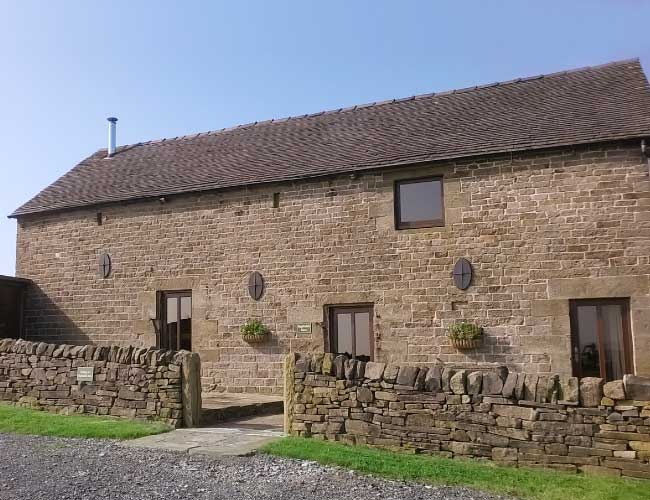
[21,284,92,345]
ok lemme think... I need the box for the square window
[394,177,444,229]
[328,305,374,362]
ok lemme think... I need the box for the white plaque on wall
[77,367,94,383]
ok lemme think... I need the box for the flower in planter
[240,319,269,343]
[448,322,483,349]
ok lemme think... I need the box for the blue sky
[1,1,649,276]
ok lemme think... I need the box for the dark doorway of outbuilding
[158,291,192,351]
[0,276,30,339]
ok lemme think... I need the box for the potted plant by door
[240,319,269,344]
[448,321,483,350]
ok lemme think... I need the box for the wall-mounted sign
[77,366,95,383]
[98,253,112,279]
[297,323,312,334]
[248,271,265,301]
[453,258,473,290]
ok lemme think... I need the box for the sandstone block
[375,391,398,402]
[482,372,504,395]
[396,366,419,387]
[405,413,435,429]
[524,374,538,401]
[492,404,538,421]
[344,359,358,380]
[493,447,518,461]
[310,354,324,373]
[559,376,579,403]
[295,355,312,373]
[603,380,626,400]
[383,365,399,383]
[355,361,366,380]
[344,419,380,436]
[425,364,443,392]
[364,362,385,381]
[414,367,428,391]
[467,371,483,396]
[357,387,374,403]
[623,375,650,401]
[450,370,467,395]
[321,353,334,375]
[580,377,604,407]
[502,372,518,399]
[441,367,455,392]
[514,373,526,400]
[333,355,347,379]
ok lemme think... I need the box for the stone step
[201,399,283,426]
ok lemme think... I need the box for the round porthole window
[453,258,472,290]
[98,253,112,279]
[248,271,265,300]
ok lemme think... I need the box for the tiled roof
[11,58,650,217]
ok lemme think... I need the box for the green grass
[0,404,172,440]
[263,437,650,500]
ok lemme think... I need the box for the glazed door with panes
[159,291,192,351]
[569,298,632,381]
[329,306,373,362]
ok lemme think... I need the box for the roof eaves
[10,130,650,219]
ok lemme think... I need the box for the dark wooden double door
[159,291,192,351]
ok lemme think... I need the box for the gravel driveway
[0,433,507,500]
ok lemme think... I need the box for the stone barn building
[9,59,650,395]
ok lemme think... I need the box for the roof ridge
[100,58,640,155]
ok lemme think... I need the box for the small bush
[240,319,268,337]
[448,322,483,341]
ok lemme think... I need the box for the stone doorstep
[201,394,283,426]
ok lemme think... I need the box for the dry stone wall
[0,338,201,428]
[287,353,650,480]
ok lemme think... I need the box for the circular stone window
[98,253,112,279]
[453,258,472,290]
[248,271,265,301]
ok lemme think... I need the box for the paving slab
[121,414,284,456]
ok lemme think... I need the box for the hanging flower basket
[242,332,268,344]
[241,319,269,344]
[450,337,482,350]
[448,322,483,350]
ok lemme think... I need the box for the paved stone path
[122,414,284,456]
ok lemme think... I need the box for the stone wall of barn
[286,353,650,479]
[14,139,650,394]
[0,338,201,427]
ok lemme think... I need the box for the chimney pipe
[106,117,118,157]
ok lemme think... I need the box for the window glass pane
[180,296,192,351]
[165,297,178,351]
[399,180,442,223]
[336,313,353,356]
[166,298,178,325]
[601,305,626,380]
[354,312,371,359]
[575,305,600,377]
[181,296,192,320]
